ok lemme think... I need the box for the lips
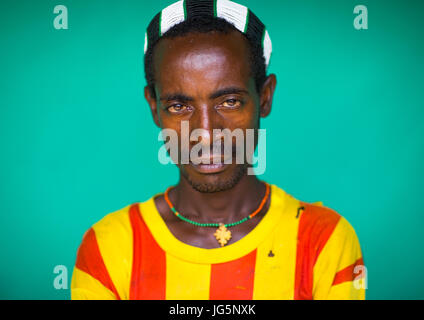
[189,155,233,174]
[191,154,232,164]
[191,162,228,174]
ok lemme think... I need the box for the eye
[167,104,190,114]
[220,99,242,109]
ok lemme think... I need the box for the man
[71,0,365,300]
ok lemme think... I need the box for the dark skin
[144,30,277,249]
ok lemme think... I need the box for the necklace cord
[163,182,270,228]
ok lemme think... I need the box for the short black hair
[144,15,267,98]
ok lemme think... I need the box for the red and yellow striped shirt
[71,184,366,300]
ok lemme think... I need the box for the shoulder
[76,203,138,257]
[75,203,140,271]
[298,202,341,230]
[297,201,359,248]
[91,204,134,236]
[270,184,354,238]
[82,192,162,245]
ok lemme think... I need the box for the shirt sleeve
[70,228,120,300]
[71,267,117,300]
[312,216,367,300]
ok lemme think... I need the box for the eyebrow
[159,93,194,102]
[209,87,249,99]
[159,87,249,103]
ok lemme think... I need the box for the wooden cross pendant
[214,223,232,247]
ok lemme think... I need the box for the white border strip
[160,0,186,36]
[263,30,272,68]
[216,0,248,33]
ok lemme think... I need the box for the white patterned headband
[144,0,272,68]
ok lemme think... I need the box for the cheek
[221,102,260,130]
[157,112,184,136]
[157,109,177,129]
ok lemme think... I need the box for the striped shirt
[71,184,366,300]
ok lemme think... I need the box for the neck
[168,174,266,224]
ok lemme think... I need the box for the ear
[259,74,277,118]
[144,85,161,128]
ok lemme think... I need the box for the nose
[190,104,222,147]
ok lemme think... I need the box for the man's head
[144,15,267,99]
[144,0,276,193]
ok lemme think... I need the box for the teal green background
[1,0,423,300]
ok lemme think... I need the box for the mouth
[190,162,228,174]
[189,155,233,174]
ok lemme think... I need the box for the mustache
[183,144,242,164]
[187,143,239,156]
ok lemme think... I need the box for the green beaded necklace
[164,183,270,247]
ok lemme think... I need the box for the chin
[180,163,247,193]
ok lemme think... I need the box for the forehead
[152,31,252,95]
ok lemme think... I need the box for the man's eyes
[219,99,242,109]
[165,99,243,114]
[167,104,190,113]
